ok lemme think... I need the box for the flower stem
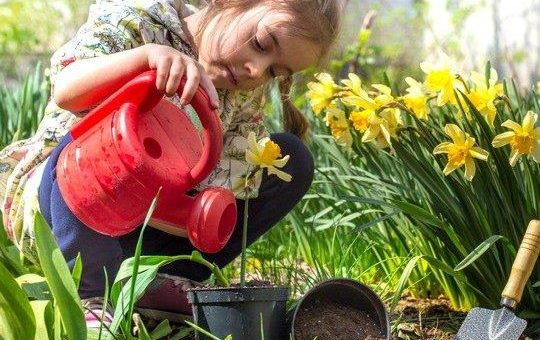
[240,189,249,288]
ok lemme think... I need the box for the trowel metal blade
[455,307,527,340]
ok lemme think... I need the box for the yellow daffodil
[324,107,353,147]
[402,77,429,120]
[433,124,489,181]
[341,82,395,114]
[349,109,373,133]
[306,73,338,115]
[362,108,402,149]
[492,111,540,166]
[246,132,292,182]
[340,74,376,110]
[341,73,363,97]
[420,55,462,106]
[466,69,503,126]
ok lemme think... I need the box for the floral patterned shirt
[0,0,269,259]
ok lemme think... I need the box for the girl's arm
[53,43,220,113]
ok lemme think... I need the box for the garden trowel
[455,219,540,340]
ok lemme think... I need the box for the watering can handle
[70,70,223,184]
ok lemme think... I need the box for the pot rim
[187,285,289,304]
[289,277,390,339]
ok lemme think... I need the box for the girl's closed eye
[252,35,265,52]
[251,34,277,78]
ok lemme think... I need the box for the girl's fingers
[179,61,201,106]
[165,58,185,96]
[155,57,172,92]
[199,71,220,109]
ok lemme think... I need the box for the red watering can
[56,70,237,253]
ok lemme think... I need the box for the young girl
[0,0,341,325]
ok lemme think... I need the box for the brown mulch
[390,294,467,339]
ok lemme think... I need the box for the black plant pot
[287,278,391,340]
[187,285,288,340]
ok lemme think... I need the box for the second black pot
[287,278,390,339]
[187,285,288,340]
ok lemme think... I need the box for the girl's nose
[245,58,271,80]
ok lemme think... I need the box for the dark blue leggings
[38,132,314,298]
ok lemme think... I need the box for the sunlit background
[1,0,538,88]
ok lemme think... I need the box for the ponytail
[279,77,310,142]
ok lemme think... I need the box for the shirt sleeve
[49,4,144,88]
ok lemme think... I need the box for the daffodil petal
[464,157,476,181]
[267,166,292,182]
[532,142,540,163]
[372,84,392,95]
[380,125,392,147]
[501,119,521,132]
[433,142,453,154]
[247,132,258,151]
[509,149,521,167]
[272,155,290,168]
[443,162,460,176]
[246,150,259,165]
[362,125,380,143]
[492,131,515,148]
[444,124,466,144]
[523,111,537,131]
[470,147,489,161]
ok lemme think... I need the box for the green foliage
[34,212,87,339]
[0,63,49,150]
[303,63,540,336]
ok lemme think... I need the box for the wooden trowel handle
[501,219,540,306]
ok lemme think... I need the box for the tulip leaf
[16,273,51,300]
[0,261,36,340]
[454,235,504,271]
[149,319,172,339]
[34,212,86,340]
[30,300,54,340]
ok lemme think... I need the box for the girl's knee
[271,132,314,187]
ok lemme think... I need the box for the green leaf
[34,212,86,340]
[389,199,445,228]
[133,313,151,340]
[30,300,54,340]
[149,319,172,340]
[185,321,223,340]
[15,274,51,300]
[190,250,205,263]
[169,327,193,340]
[110,269,157,334]
[0,261,36,340]
[533,281,540,288]
[454,236,504,271]
[390,255,423,311]
[72,253,83,290]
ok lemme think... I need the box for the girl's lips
[226,67,238,86]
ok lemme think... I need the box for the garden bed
[141,295,467,339]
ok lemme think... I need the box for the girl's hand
[145,43,220,109]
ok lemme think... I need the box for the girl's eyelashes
[252,36,265,52]
[252,35,277,78]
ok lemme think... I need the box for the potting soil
[294,302,385,340]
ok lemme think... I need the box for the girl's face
[195,6,321,90]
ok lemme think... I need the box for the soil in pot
[294,301,385,340]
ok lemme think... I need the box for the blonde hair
[195,0,342,141]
